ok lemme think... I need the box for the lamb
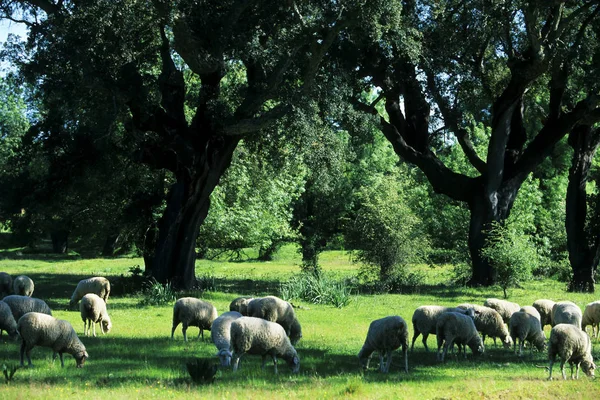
[229,296,254,315]
[548,323,596,380]
[508,311,546,356]
[358,315,409,373]
[532,299,555,328]
[483,298,520,324]
[2,295,52,321]
[551,301,582,329]
[171,297,218,341]
[80,293,112,337]
[210,311,242,367]
[230,316,300,374]
[13,275,34,297]
[17,312,88,368]
[581,301,600,339]
[69,277,110,307]
[411,305,475,351]
[0,272,12,298]
[247,296,302,345]
[435,312,484,361]
[0,300,18,339]
[457,303,513,348]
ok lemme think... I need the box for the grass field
[0,246,599,399]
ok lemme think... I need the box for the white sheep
[548,323,596,380]
[581,301,600,339]
[69,277,110,307]
[532,299,555,328]
[210,311,242,367]
[457,303,513,348]
[17,312,89,368]
[483,298,520,324]
[171,297,217,341]
[2,295,52,321]
[13,275,34,297]
[551,301,582,329]
[508,311,546,356]
[230,316,300,374]
[411,305,475,351]
[435,312,484,361]
[520,306,542,323]
[229,297,254,315]
[80,293,112,337]
[358,315,409,373]
[0,300,18,339]
[247,296,302,345]
[0,272,12,298]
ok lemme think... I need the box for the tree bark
[565,125,600,293]
[50,230,69,254]
[102,232,121,257]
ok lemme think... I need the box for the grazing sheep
[0,272,12,298]
[411,305,475,351]
[230,316,300,374]
[0,300,18,339]
[435,312,484,361]
[552,301,582,329]
[17,312,88,368]
[69,277,110,307]
[532,299,555,328]
[247,296,302,345]
[509,311,546,356]
[581,301,600,339]
[548,323,596,380]
[457,303,513,348]
[520,306,542,323]
[358,316,409,373]
[13,275,34,297]
[171,297,218,341]
[210,311,242,367]
[229,297,254,315]
[80,293,112,337]
[483,298,520,324]
[2,295,52,321]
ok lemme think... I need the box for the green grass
[0,246,599,399]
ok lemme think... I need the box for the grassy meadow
[0,246,599,399]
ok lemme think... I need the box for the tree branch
[223,104,292,136]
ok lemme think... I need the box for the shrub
[139,279,176,306]
[280,272,353,308]
[186,358,217,385]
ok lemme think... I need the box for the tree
[1,1,397,288]
[335,0,600,285]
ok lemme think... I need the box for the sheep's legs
[197,328,204,340]
[383,350,393,373]
[170,321,180,340]
[560,360,567,380]
[232,353,242,372]
[20,342,33,367]
[410,331,419,351]
[182,324,188,342]
[272,355,278,374]
[92,322,96,337]
[402,348,408,373]
[422,334,429,352]
[52,352,65,367]
[548,358,555,380]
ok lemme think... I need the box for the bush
[186,358,218,385]
[280,272,354,308]
[139,279,176,306]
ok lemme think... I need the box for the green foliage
[139,279,176,306]
[2,363,18,383]
[280,272,353,308]
[185,358,218,385]
[481,222,538,298]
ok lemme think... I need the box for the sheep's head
[502,335,513,349]
[289,355,300,373]
[582,358,596,378]
[534,334,547,352]
[76,350,89,368]
[216,349,232,367]
[101,318,112,334]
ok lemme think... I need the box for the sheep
[80,293,112,337]
[411,305,475,351]
[435,312,484,362]
[210,311,242,367]
[2,295,52,321]
[551,301,582,329]
[171,297,217,341]
[12,275,34,297]
[17,312,88,368]
[581,301,600,339]
[0,272,12,298]
[247,296,302,345]
[548,323,596,380]
[0,300,18,339]
[508,311,546,356]
[457,303,513,348]
[520,306,542,323]
[69,277,110,307]
[532,299,555,328]
[230,316,300,374]
[483,298,520,324]
[358,316,409,373]
[229,296,254,315]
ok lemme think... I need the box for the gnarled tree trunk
[50,229,69,254]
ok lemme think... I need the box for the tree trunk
[50,230,69,254]
[102,232,121,257]
[565,126,599,293]
[150,137,240,289]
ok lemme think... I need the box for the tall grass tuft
[139,278,176,306]
[280,272,353,308]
